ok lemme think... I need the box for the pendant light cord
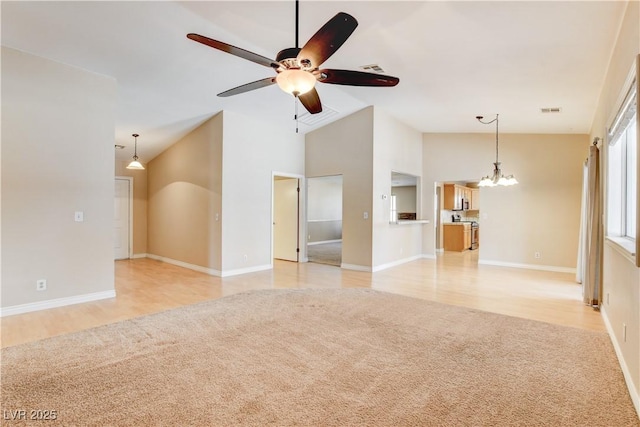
[495,114,499,164]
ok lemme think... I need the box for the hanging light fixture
[126,133,145,170]
[476,114,517,187]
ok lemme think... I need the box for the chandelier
[476,114,518,187]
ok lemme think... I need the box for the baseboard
[131,253,148,259]
[372,255,423,272]
[147,254,222,276]
[0,290,116,317]
[340,263,372,272]
[220,264,272,277]
[436,248,444,253]
[308,239,342,246]
[478,259,576,274]
[422,254,437,260]
[601,305,640,418]
[146,254,273,278]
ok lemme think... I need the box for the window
[607,76,637,244]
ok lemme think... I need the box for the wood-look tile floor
[0,251,603,348]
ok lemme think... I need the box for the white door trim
[271,171,306,264]
[115,176,134,259]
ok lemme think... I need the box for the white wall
[372,108,424,268]
[221,110,304,273]
[307,176,343,244]
[1,47,116,311]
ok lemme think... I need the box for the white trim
[131,253,148,259]
[372,255,423,272]
[422,253,437,259]
[271,171,306,264]
[601,305,640,418]
[0,290,116,317]
[307,219,342,223]
[308,239,342,246]
[115,176,133,260]
[147,254,222,276]
[220,264,272,277]
[146,253,273,278]
[436,248,444,253]
[340,263,372,272]
[478,259,576,274]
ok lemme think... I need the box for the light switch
[74,211,84,222]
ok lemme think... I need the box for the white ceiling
[1,1,628,162]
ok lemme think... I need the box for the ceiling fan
[186,1,399,115]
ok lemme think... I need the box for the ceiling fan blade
[298,88,322,114]
[217,77,277,97]
[187,33,280,69]
[317,69,399,87]
[297,12,358,69]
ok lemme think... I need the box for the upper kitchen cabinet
[470,188,480,210]
[444,184,466,211]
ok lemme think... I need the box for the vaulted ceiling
[1,1,627,161]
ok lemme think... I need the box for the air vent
[298,105,339,126]
[114,144,125,149]
[540,107,562,113]
[360,64,386,73]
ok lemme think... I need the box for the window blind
[608,77,637,145]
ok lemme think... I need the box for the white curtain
[579,144,602,306]
[576,160,589,283]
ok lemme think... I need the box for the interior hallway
[0,251,603,348]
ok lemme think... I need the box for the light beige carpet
[1,289,638,426]
[307,242,342,266]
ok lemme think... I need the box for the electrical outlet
[534,252,541,259]
[36,279,47,291]
[243,254,248,262]
[363,211,369,220]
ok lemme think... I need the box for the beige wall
[372,108,424,268]
[147,113,223,271]
[306,107,374,269]
[423,133,588,269]
[147,110,304,275]
[115,161,147,255]
[1,47,116,309]
[595,0,640,412]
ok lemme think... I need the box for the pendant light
[476,114,517,187]
[126,133,145,170]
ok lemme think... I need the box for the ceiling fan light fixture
[275,69,316,96]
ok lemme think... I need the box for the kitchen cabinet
[443,184,465,210]
[470,188,480,210]
[443,223,471,252]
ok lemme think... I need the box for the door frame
[115,176,134,260]
[271,171,306,264]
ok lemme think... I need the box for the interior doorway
[273,175,300,262]
[307,175,343,266]
[114,177,132,260]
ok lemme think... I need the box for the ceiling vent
[540,107,562,113]
[298,105,339,126]
[360,64,386,73]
